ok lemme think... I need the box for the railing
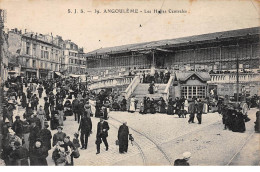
[88,75,134,90]
[162,75,174,102]
[209,73,260,84]
[121,75,140,99]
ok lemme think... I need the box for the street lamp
[236,43,239,102]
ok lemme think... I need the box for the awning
[55,72,62,76]
[69,74,80,78]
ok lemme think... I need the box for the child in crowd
[73,133,80,149]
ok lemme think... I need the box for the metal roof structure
[175,72,211,82]
[85,27,260,57]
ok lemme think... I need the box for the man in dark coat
[77,99,85,123]
[196,99,204,124]
[9,141,29,166]
[78,115,92,150]
[118,122,129,153]
[72,97,80,122]
[28,121,40,151]
[52,126,66,147]
[96,118,110,154]
[188,99,196,123]
[39,123,52,150]
[37,85,43,98]
[44,97,50,121]
[12,116,24,138]
[21,92,27,108]
[255,110,260,132]
[120,96,127,111]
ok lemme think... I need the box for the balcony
[88,75,134,90]
[209,73,260,84]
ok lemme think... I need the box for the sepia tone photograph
[0,0,259,166]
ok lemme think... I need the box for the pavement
[9,86,260,166]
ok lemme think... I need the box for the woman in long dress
[184,98,189,112]
[129,96,136,113]
[158,97,166,113]
[167,98,174,115]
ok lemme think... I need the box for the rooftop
[85,27,260,56]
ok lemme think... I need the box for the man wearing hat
[196,99,204,124]
[188,98,196,124]
[174,152,191,166]
[9,141,29,166]
[52,126,66,147]
[39,122,52,151]
[78,114,92,150]
[12,116,24,139]
[96,118,110,154]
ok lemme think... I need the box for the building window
[40,62,43,68]
[32,60,36,68]
[41,50,44,58]
[181,86,206,99]
[26,42,30,55]
[26,59,30,67]
[33,44,36,56]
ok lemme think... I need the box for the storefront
[21,67,37,78]
[39,69,49,79]
[173,72,211,100]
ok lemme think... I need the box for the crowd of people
[140,70,171,84]
[1,75,133,166]
[1,74,260,166]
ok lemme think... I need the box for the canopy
[69,74,80,78]
[55,72,62,76]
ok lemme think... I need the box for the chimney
[25,29,27,33]
[35,33,38,39]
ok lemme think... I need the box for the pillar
[152,50,155,67]
[219,46,222,71]
[131,52,134,66]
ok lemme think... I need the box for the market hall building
[85,27,259,72]
[84,27,260,99]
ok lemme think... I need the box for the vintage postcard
[0,0,259,166]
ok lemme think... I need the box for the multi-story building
[63,40,86,74]
[0,10,9,83]
[8,29,63,79]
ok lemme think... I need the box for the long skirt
[58,110,64,126]
[129,102,136,112]
[38,115,45,129]
[23,133,30,150]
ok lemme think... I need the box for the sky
[0,0,259,53]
